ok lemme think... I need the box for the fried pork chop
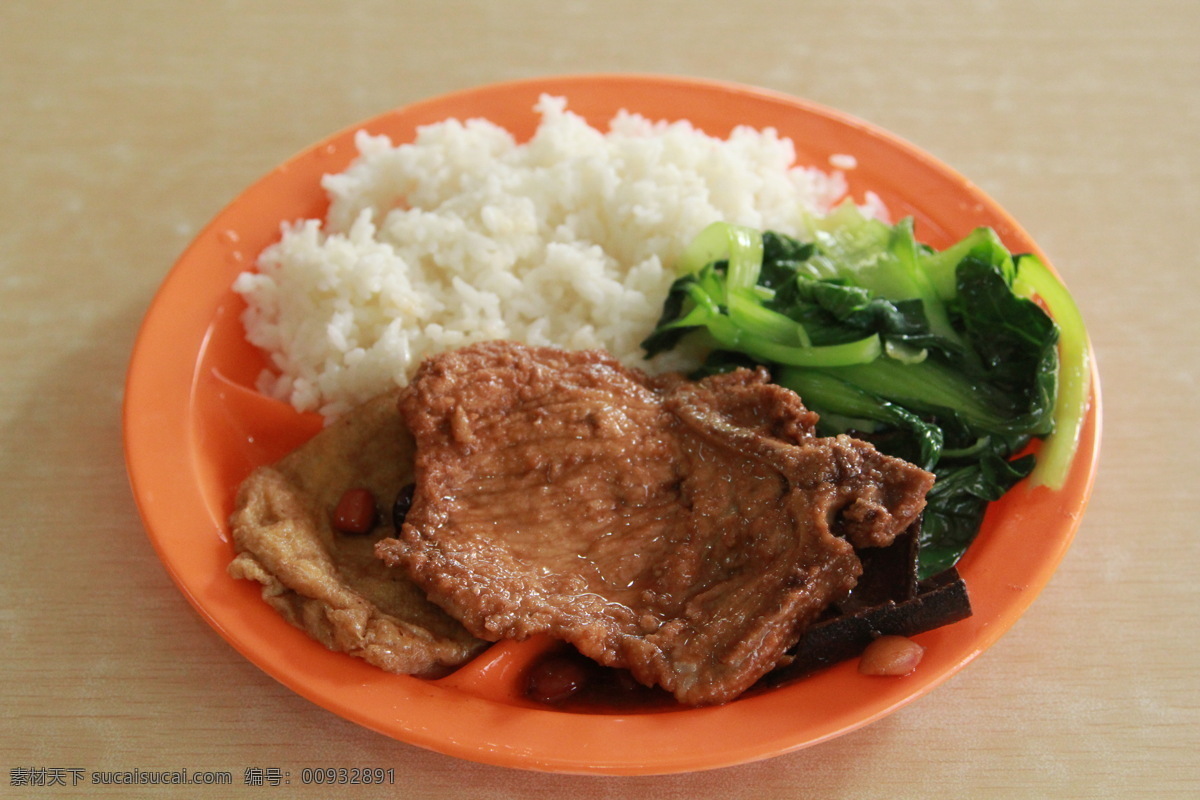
[375,342,934,705]
[228,392,487,678]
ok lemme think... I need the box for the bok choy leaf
[642,209,1088,578]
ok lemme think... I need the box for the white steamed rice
[234,95,873,419]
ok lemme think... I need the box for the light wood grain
[3,1,1197,797]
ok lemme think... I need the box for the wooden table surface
[3,1,1197,797]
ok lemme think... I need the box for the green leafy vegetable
[642,207,1089,578]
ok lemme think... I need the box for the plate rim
[122,72,1102,775]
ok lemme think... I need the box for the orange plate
[123,74,1101,775]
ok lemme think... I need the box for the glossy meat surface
[376,342,933,704]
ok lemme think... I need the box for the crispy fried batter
[227,392,487,678]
